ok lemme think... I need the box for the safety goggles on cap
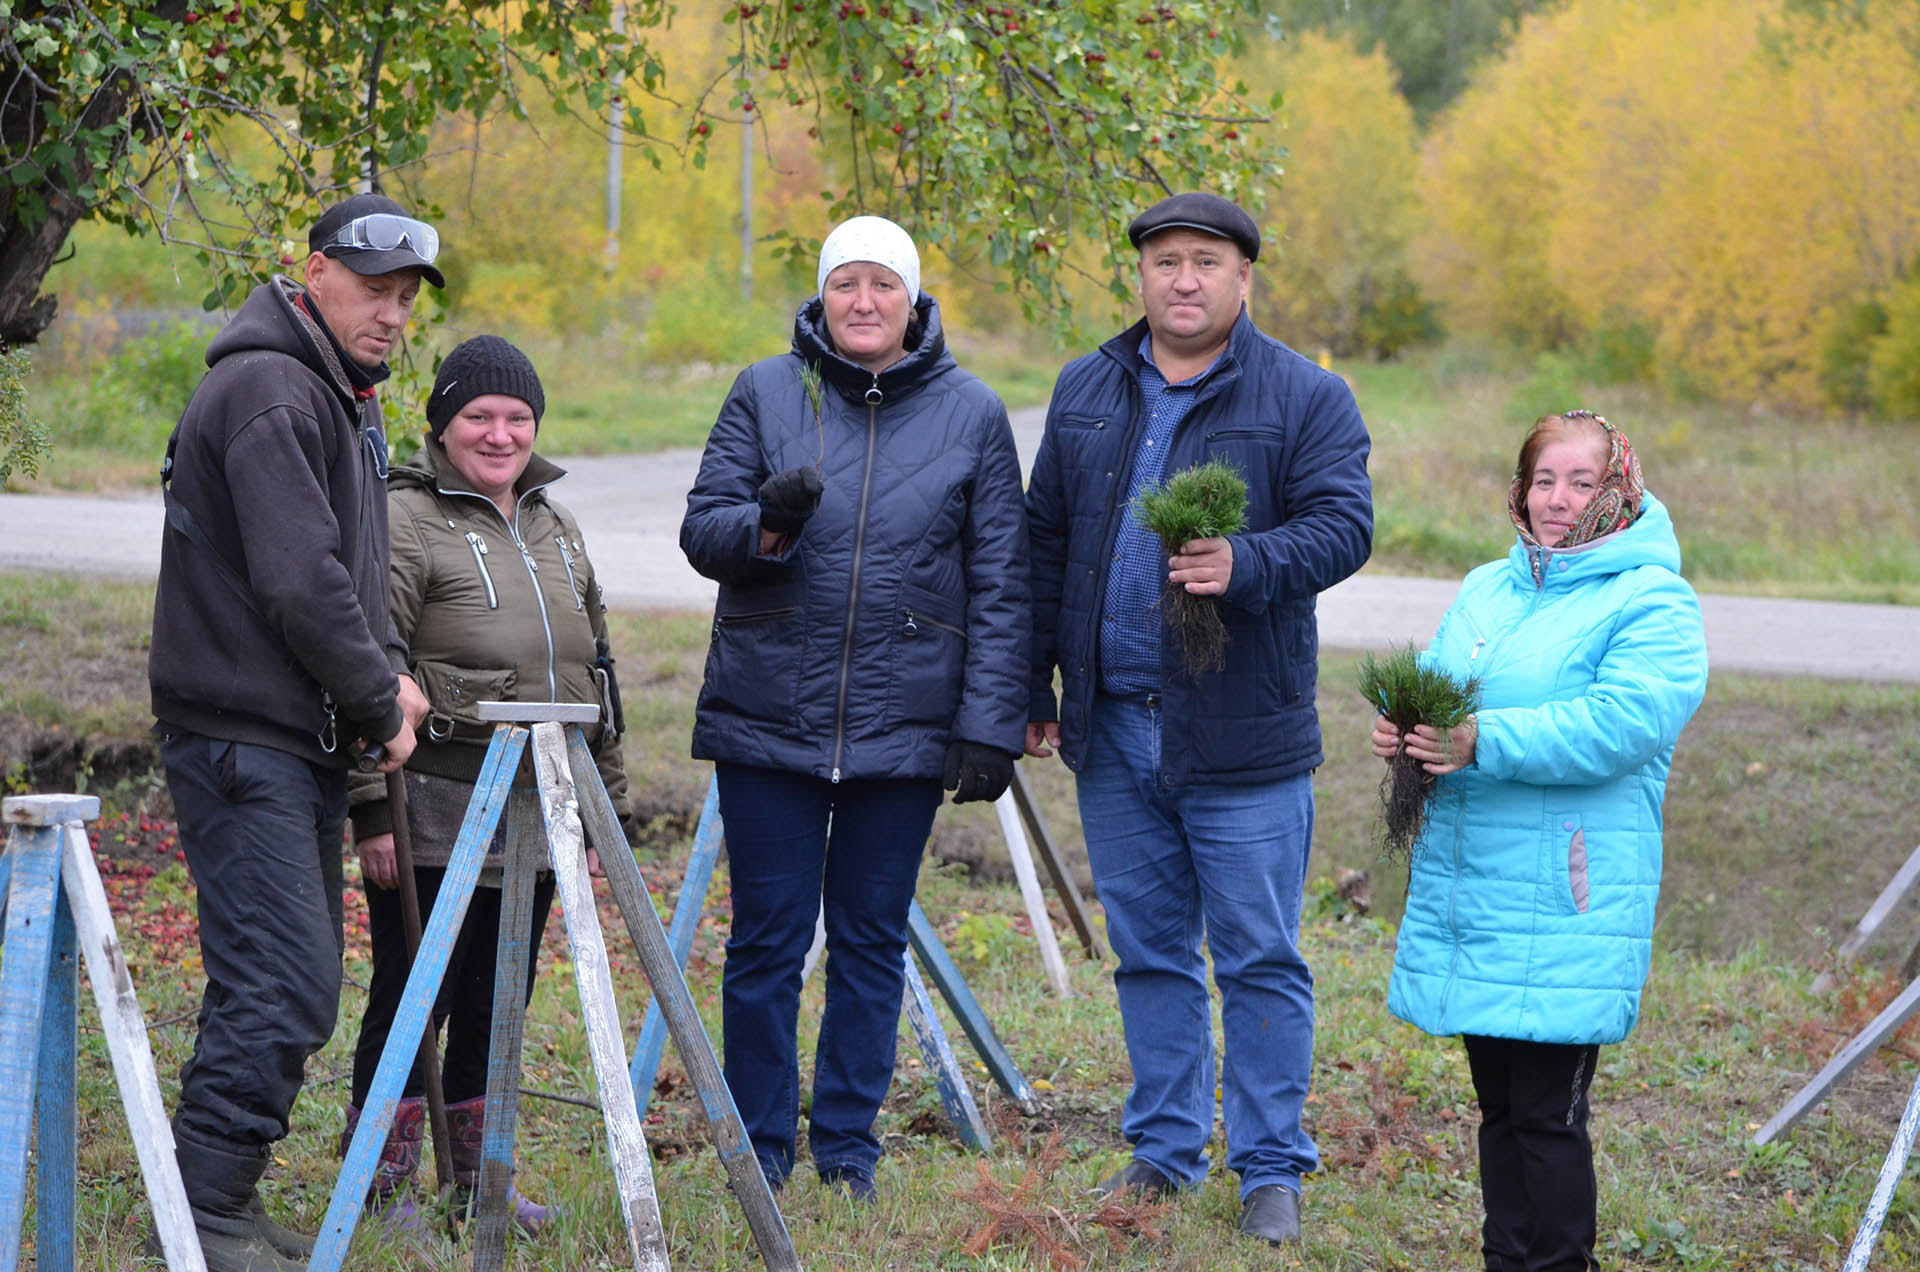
[324,213,440,263]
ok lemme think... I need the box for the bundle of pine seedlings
[1133,459,1248,676]
[1358,644,1482,860]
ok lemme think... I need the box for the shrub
[1816,296,1888,413]
[1866,274,1920,423]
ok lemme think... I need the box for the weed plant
[1133,459,1248,676]
[1358,644,1481,861]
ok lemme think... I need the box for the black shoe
[1238,1185,1301,1244]
[143,1211,308,1271]
[246,1193,316,1260]
[819,1166,877,1204]
[1092,1159,1177,1202]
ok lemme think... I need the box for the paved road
[4,405,1916,682]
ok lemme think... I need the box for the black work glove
[758,466,825,535]
[944,740,1016,805]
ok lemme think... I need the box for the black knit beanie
[427,335,545,439]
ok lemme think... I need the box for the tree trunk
[0,0,193,345]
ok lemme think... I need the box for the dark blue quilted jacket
[1027,311,1373,784]
[681,294,1030,781]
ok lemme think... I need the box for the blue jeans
[1076,693,1318,1199]
[714,763,941,1184]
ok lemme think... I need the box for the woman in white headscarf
[680,216,1030,1201]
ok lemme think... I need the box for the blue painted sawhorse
[0,794,206,1271]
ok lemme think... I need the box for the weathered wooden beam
[33,879,76,1272]
[0,822,62,1268]
[1842,1066,1920,1271]
[992,791,1072,997]
[531,722,669,1271]
[1813,843,1920,993]
[1008,766,1103,961]
[59,823,205,1272]
[311,725,526,1272]
[906,901,1037,1113]
[629,777,724,1115]
[471,790,544,1270]
[1755,973,1920,1145]
[902,956,990,1151]
[474,699,601,724]
[568,734,797,1271]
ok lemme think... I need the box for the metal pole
[1842,1066,1920,1271]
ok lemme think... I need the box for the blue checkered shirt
[1098,335,1223,695]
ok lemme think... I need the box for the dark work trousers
[1463,1034,1602,1272]
[162,730,348,1152]
[350,865,556,1107]
[713,762,942,1186]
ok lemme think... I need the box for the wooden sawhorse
[310,705,796,1271]
[0,794,206,1271]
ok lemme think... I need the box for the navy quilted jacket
[1027,311,1373,783]
[681,294,1030,781]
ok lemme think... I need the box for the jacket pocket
[413,658,518,740]
[701,605,802,727]
[892,584,967,728]
[1556,817,1591,915]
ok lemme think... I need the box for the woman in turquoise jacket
[1371,410,1708,1272]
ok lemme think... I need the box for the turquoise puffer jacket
[1386,492,1708,1046]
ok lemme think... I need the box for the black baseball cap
[1126,192,1261,262]
[307,193,446,288]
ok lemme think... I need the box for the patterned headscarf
[1508,409,1645,550]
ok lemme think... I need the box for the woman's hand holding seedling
[1374,714,1477,775]
[1168,536,1234,595]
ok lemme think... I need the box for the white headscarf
[816,215,921,302]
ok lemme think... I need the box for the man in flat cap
[1024,192,1372,1245]
[148,191,440,1270]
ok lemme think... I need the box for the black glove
[943,740,1015,805]
[758,466,825,535]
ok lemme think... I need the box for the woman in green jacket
[344,335,638,1235]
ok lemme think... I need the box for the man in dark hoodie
[147,192,441,1271]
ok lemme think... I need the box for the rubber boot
[339,1098,428,1236]
[446,1095,552,1236]
[158,1133,307,1272]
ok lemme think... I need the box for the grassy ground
[6,575,1920,1268]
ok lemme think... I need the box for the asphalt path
[4,404,1915,682]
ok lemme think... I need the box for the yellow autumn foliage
[1242,30,1426,357]
[1415,0,1920,408]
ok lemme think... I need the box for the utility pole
[605,3,625,277]
[740,93,754,302]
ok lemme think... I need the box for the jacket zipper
[464,532,499,610]
[830,382,883,783]
[555,535,585,611]
[445,480,562,702]
[511,497,559,701]
[903,610,965,639]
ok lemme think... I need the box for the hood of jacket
[204,275,368,410]
[1502,490,1683,594]
[791,291,955,404]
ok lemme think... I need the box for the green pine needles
[1358,645,1482,861]
[799,361,826,467]
[1134,460,1249,676]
